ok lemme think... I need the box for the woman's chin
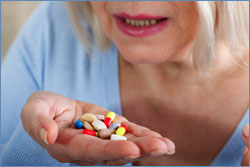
[120,54,169,64]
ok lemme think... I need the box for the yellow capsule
[106,111,116,121]
[116,127,126,136]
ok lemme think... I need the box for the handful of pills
[74,112,127,140]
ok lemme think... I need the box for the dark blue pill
[74,120,83,129]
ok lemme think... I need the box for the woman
[1,1,249,166]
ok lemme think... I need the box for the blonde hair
[66,1,249,72]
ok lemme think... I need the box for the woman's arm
[1,2,175,165]
[1,2,69,165]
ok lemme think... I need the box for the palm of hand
[22,91,174,166]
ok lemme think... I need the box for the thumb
[38,115,58,145]
[21,100,58,146]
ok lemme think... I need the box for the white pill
[110,134,127,141]
[92,120,107,131]
[95,114,105,121]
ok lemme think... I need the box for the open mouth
[114,13,169,37]
[121,17,167,27]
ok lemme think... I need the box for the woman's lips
[114,12,169,37]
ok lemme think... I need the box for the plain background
[1,1,40,61]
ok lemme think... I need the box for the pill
[74,119,83,129]
[116,124,127,136]
[121,124,127,131]
[109,122,121,130]
[83,121,95,131]
[95,114,105,120]
[92,120,107,131]
[83,129,97,136]
[80,113,97,123]
[106,111,116,121]
[104,117,112,128]
[111,134,127,141]
[97,129,115,139]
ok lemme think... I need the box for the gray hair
[66,1,249,72]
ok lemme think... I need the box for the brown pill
[98,129,115,139]
[83,121,95,131]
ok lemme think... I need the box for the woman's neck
[119,42,248,91]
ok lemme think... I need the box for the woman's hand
[241,124,249,166]
[21,91,175,165]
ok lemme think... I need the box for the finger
[70,161,95,166]
[129,136,173,156]
[242,124,249,148]
[21,100,58,145]
[49,129,141,163]
[241,147,249,166]
[124,133,136,139]
[37,115,59,145]
[103,137,176,166]
[123,121,162,137]
[104,158,138,166]
[159,137,176,155]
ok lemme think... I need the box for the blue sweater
[1,2,249,166]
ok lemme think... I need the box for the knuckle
[141,128,152,135]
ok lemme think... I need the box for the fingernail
[243,125,249,138]
[150,150,166,156]
[124,155,140,160]
[40,128,48,144]
[166,140,175,155]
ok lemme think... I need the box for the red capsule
[104,117,112,128]
[83,129,96,136]
[120,124,127,131]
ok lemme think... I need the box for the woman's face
[90,1,199,64]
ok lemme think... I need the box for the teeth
[139,20,144,26]
[124,18,158,26]
[150,19,156,25]
[135,20,140,26]
[131,20,135,26]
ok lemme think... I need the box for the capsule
[104,117,112,128]
[109,122,121,130]
[106,111,116,121]
[82,129,97,136]
[74,119,83,129]
[116,124,127,136]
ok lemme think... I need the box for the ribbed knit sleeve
[1,2,70,165]
[1,122,68,165]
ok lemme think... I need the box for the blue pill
[109,122,121,130]
[74,120,83,129]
